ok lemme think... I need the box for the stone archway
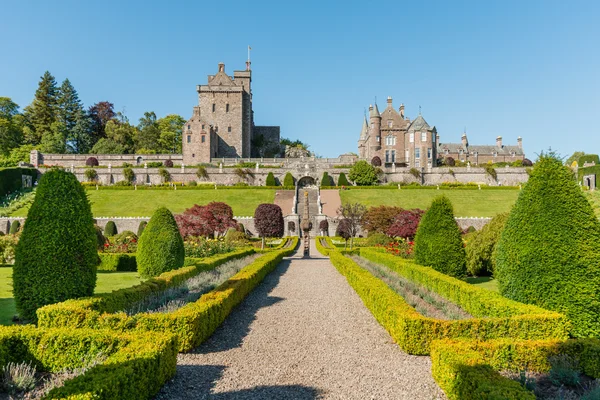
[297,176,316,188]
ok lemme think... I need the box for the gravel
[155,241,445,399]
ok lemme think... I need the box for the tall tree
[70,110,94,154]
[40,121,67,153]
[157,114,185,153]
[0,98,24,156]
[23,71,59,145]
[0,97,20,119]
[136,111,160,152]
[88,101,116,146]
[57,79,87,153]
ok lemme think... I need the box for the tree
[70,110,94,153]
[174,202,237,239]
[319,219,329,235]
[23,71,58,145]
[157,114,185,153]
[137,207,185,278]
[13,169,97,321]
[348,160,379,185]
[254,204,284,249]
[413,196,466,278]
[0,98,24,156]
[0,97,20,119]
[565,151,585,167]
[283,172,294,187]
[40,121,67,153]
[337,172,350,186]
[386,209,424,240]
[56,79,85,153]
[266,172,277,186]
[465,212,509,276]
[136,111,161,153]
[337,202,366,249]
[495,154,600,338]
[88,101,116,145]
[362,205,403,234]
[336,219,352,249]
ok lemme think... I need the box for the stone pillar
[219,163,223,173]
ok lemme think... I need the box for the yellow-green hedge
[316,245,569,355]
[39,238,298,352]
[0,325,177,400]
[431,338,600,400]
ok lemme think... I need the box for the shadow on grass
[0,297,16,325]
[193,258,293,354]
[157,364,321,399]
[465,276,494,285]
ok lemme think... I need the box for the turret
[369,104,381,152]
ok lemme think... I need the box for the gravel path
[155,241,445,399]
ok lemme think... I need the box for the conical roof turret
[369,103,380,118]
[359,116,368,140]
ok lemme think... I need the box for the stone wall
[31,150,183,168]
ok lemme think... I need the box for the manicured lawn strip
[0,325,177,400]
[95,271,144,293]
[340,188,519,217]
[465,276,499,292]
[430,338,600,400]
[10,188,276,217]
[38,240,298,352]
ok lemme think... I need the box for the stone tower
[368,104,381,157]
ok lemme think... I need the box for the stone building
[357,97,437,169]
[437,134,525,165]
[182,61,280,165]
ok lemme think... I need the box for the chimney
[517,136,522,149]
[435,133,440,143]
[387,96,393,106]
[218,62,225,72]
[399,103,405,119]
[246,60,251,71]
[496,136,503,148]
[461,134,468,147]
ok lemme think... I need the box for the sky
[1,0,598,159]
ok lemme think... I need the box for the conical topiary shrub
[283,172,294,187]
[337,173,350,186]
[137,207,185,278]
[13,169,97,322]
[137,220,147,237]
[320,172,332,187]
[104,220,117,237]
[266,172,277,186]
[465,212,509,276]
[495,154,600,338]
[413,195,466,278]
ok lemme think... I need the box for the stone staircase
[297,187,320,237]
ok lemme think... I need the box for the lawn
[10,188,275,217]
[340,188,520,217]
[0,268,142,325]
[465,276,499,292]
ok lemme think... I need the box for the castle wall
[30,151,182,168]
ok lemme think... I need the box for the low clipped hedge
[39,239,297,352]
[0,325,177,400]
[98,253,137,272]
[316,245,569,355]
[431,338,600,400]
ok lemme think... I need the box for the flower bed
[0,325,177,399]
[431,338,600,400]
[38,238,298,352]
[316,244,569,355]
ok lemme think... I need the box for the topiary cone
[495,154,600,337]
[13,169,97,322]
[137,207,185,278]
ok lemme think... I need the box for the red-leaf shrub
[319,219,329,231]
[164,159,174,168]
[336,218,352,241]
[86,157,99,167]
[254,204,284,238]
[175,202,237,239]
[445,156,455,167]
[387,209,425,240]
[288,221,296,232]
[362,205,404,234]
[522,158,533,166]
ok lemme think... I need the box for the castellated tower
[182,61,279,165]
[368,104,381,156]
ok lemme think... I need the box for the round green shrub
[465,213,509,276]
[104,220,117,237]
[495,154,600,338]
[113,230,137,245]
[366,232,393,247]
[225,228,246,243]
[337,172,350,186]
[348,160,379,186]
[283,172,294,187]
[137,221,147,237]
[8,220,20,234]
[137,207,184,278]
[413,195,466,278]
[13,169,97,321]
[266,172,277,186]
[123,167,134,184]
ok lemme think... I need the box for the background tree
[362,205,403,234]
[254,203,284,248]
[136,111,161,153]
[88,101,116,146]
[319,219,329,235]
[157,114,185,153]
[40,121,67,153]
[70,110,94,153]
[137,207,184,278]
[386,209,424,240]
[336,219,352,249]
[495,154,600,337]
[13,169,97,321]
[0,98,24,155]
[348,160,379,185]
[23,71,58,145]
[337,202,366,249]
[413,196,466,278]
[465,212,509,276]
[56,79,86,153]
[91,118,136,154]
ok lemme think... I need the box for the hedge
[316,245,569,355]
[0,325,177,400]
[0,167,36,198]
[98,253,137,272]
[39,239,297,352]
[431,338,600,400]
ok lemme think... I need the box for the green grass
[340,188,520,217]
[584,190,600,218]
[0,268,142,325]
[465,276,499,292]
[10,189,276,217]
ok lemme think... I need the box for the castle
[182,61,280,165]
[357,97,525,166]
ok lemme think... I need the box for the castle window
[201,135,205,143]
[409,132,414,143]
[202,124,205,130]
[228,126,232,133]
[415,160,420,168]
[385,150,390,163]
[415,148,420,159]
[387,120,393,128]
[377,136,380,143]
[427,148,432,159]
[391,150,396,163]
[212,104,216,112]
[187,135,191,143]
[385,136,396,146]
[226,104,230,112]
[187,125,191,130]
[421,132,427,142]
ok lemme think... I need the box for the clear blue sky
[1,0,598,159]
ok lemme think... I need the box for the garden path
[155,240,444,399]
